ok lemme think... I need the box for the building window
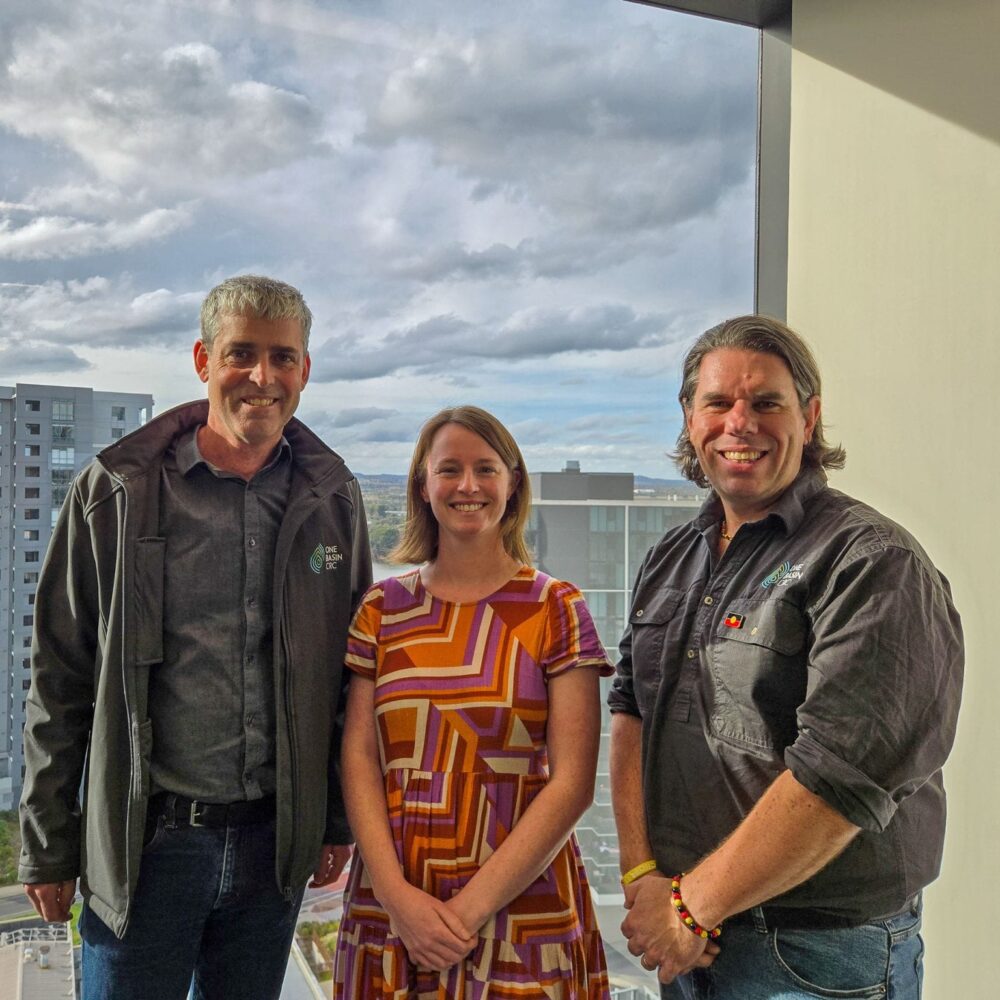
[112,405,126,421]
[26,423,40,435]
[22,680,31,691]
[25,551,39,563]
[24,487,40,499]
[51,509,60,528]
[25,399,40,412]
[27,593,35,606]
[52,468,74,506]
[25,466,40,477]
[52,399,75,421]
[23,530,39,541]
[24,508,40,520]
[22,659,30,670]
[51,447,75,467]
[23,615,33,627]
[23,572,38,585]
[24,444,40,457]
[111,427,125,439]
[23,637,32,648]
[52,423,75,444]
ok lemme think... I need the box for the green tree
[0,810,21,886]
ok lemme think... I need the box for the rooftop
[0,926,76,1000]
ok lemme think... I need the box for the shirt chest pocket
[628,587,686,716]
[708,598,807,753]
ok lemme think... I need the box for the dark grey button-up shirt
[148,428,291,803]
[609,468,963,921]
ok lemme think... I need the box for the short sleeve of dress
[344,584,383,680]
[542,580,614,679]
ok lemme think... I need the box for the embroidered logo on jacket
[310,543,343,574]
[760,561,792,589]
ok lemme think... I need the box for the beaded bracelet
[620,860,658,886]
[670,876,722,940]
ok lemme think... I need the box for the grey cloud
[363,20,756,239]
[0,279,202,348]
[0,27,327,190]
[310,305,670,382]
[0,342,93,376]
[389,242,524,282]
[0,206,192,260]
[331,407,400,427]
[565,412,652,433]
[308,409,417,445]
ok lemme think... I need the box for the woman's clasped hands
[382,881,478,971]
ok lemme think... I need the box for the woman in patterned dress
[333,406,612,999]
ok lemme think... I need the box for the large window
[0,0,757,992]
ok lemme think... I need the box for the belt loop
[162,793,179,830]
[751,905,769,934]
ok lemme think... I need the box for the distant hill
[634,475,696,490]
[357,471,702,497]
[356,473,407,486]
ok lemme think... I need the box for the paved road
[0,883,35,922]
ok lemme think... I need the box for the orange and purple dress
[333,567,612,999]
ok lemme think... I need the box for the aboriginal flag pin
[724,612,745,629]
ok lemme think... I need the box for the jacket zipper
[280,588,298,901]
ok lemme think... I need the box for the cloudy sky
[0,0,758,477]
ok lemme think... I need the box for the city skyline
[0,0,757,479]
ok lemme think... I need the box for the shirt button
[704,596,714,606]
[248,536,257,548]
[635,609,644,618]
[247,597,257,608]
[687,649,696,659]
[246,713,255,725]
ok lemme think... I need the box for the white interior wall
[786,2,999,995]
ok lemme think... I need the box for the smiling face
[419,422,519,549]
[194,313,310,454]
[685,348,820,525]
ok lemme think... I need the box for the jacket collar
[97,399,348,494]
[693,465,828,537]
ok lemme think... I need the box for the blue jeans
[80,816,304,1000]
[661,900,923,1000]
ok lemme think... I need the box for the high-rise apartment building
[0,384,153,810]
[527,462,703,897]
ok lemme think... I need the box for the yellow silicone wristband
[620,860,658,886]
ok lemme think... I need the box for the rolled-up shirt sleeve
[786,542,964,832]
[609,559,650,718]
[608,619,640,717]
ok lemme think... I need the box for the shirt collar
[693,465,828,536]
[175,426,291,479]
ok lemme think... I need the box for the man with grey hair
[609,315,963,999]
[19,275,371,1000]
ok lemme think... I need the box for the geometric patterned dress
[332,567,613,999]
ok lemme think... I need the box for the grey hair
[673,314,846,488]
[200,275,313,351]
